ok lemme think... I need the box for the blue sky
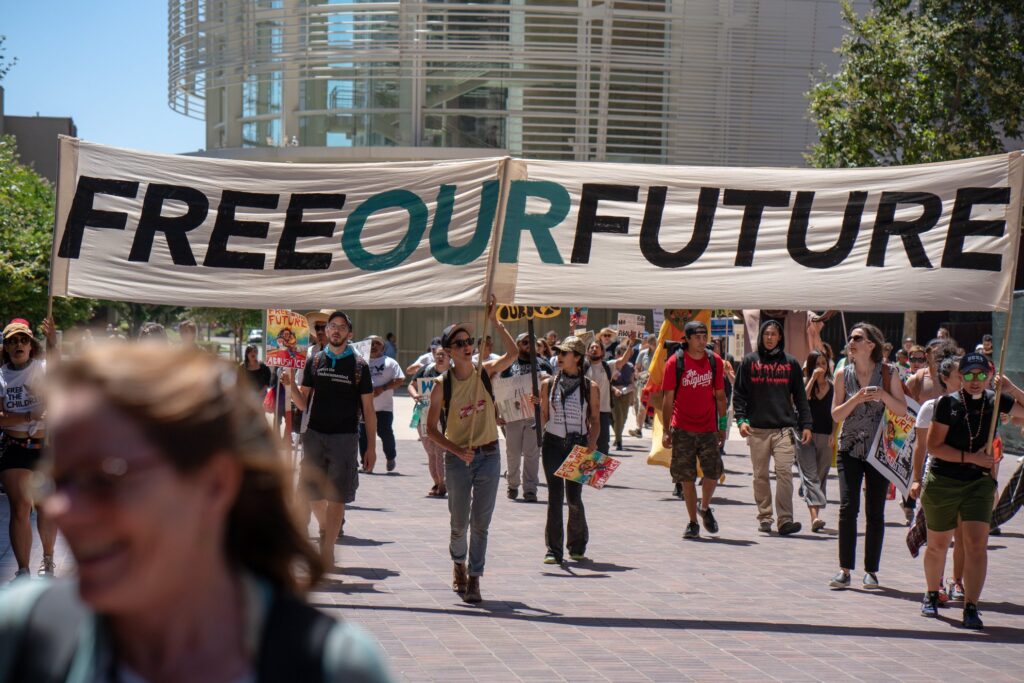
[1,0,204,153]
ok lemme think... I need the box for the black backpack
[440,365,495,433]
[3,581,344,683]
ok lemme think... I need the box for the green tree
[188,307,264,360]
[807,1,1024,167]
[0,35,16,81]
[0,136,95,327]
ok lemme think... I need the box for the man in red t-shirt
[661,321,727,539]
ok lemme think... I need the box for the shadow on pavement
[338,566,401,580]
[313,578,387,595]
[866,586,1024,616]
[338,535,393,547]
[320,603,1024,643]
[689,537,758,547]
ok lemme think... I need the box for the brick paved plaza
[3,413,1023,681]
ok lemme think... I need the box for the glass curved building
[169,0,865,166]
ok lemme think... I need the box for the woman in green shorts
[923,353,1024,628]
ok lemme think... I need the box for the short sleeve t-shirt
[368,356,405,412]
[662,352,723,433]
[1,359,46,434]
[301,350,373,434]
[932,390,1015,478]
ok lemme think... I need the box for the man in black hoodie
[733,320,813,535]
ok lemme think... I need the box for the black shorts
[0,440,44,472]
[301,429,360,504]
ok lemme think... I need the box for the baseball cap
[516,332,531,343]
[327,310,353,329]
[958,352,990,374]
[2,319,34,341]
[441,323,474,348]
[684,320,708,337]
[554,336,585,356]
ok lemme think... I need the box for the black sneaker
[683,521,700,539]
[673,483,682,499]
[386,458,396,473]
[921,591,939,617]
[523,491,537,503]
[778,521,802,536]
[963,602,984,629]
[700,507,719,534]
[507,487,518,500]
[614,440,623,451]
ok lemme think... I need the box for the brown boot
[452,562,468,594]
[463,575,482,603]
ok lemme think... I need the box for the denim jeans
[445,443,501,576]
[358,411,397,462]
[542,433,589,560]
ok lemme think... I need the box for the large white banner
[50,138,505,309]
[493,155,1023,311]
[51,139,1022,311]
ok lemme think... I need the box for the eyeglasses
[34,457,171,506]
[962,371,989,382]
[450,337,475,349]
[848,334,865,342]
[326,323,348,331]
[3,335,31,346]
[909,356,927,363]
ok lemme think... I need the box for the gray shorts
[302,429,359,504]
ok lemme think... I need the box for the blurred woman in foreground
[0,343,390,682]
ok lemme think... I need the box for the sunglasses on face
[848,334,865,342]
[3,335,31,346]
[961,371,989,382]
[314,324,326,332]
[450,337,475,349]
[910,356,927,363]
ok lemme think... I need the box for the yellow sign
[496,305,561,322]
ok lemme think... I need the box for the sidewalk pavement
[3,396,1023,681]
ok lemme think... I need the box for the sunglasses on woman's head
[962,371,989,382]
[450,337,475,349]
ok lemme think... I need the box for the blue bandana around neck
[324,345,353,361]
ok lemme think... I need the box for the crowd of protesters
[1,306,1024,649]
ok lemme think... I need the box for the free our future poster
[555,446,621,489]
[265,309,309,369]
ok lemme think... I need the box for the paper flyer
[555,446,621,489]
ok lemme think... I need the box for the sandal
[428,484,439,496]
[436,484,447,497]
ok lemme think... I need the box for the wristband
[717,415,728,431]
[736,418,750,426]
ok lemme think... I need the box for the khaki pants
[748,427,796,527]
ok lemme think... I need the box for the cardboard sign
[570,307,588,332]
[492,373,535,423]
[496,304,561,322]
[617,312,646,335]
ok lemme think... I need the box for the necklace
[959,389,987,454]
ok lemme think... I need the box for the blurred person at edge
[0,344,392,682]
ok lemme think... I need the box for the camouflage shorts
[670,429,722,483]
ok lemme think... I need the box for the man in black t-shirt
[284,310,375,571]
[923,352,1024,628]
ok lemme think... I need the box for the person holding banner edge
[425,300,516,603]
[920,355,1024,628]
[829,322,907,590]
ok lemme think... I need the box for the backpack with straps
[583,358,612,382]
[674,347,719,394]
[440,365,495,433]
[549,371,593,419]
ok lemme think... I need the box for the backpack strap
[439,365,495,435]
[8,581,87,683]
[675,347,686,390]
[256,590,335,683]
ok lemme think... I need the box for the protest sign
[555,446,621,489]
[51,138,1022,312]
[570,307,588,332]
[492,373,534,423]
[652,309,665,330]
[617,312,646,335]
[496,304,560,322]
[867,397,921,498]
[265,309,309,369]
[351,339,373,360]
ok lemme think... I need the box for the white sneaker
[38,555,55,578]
